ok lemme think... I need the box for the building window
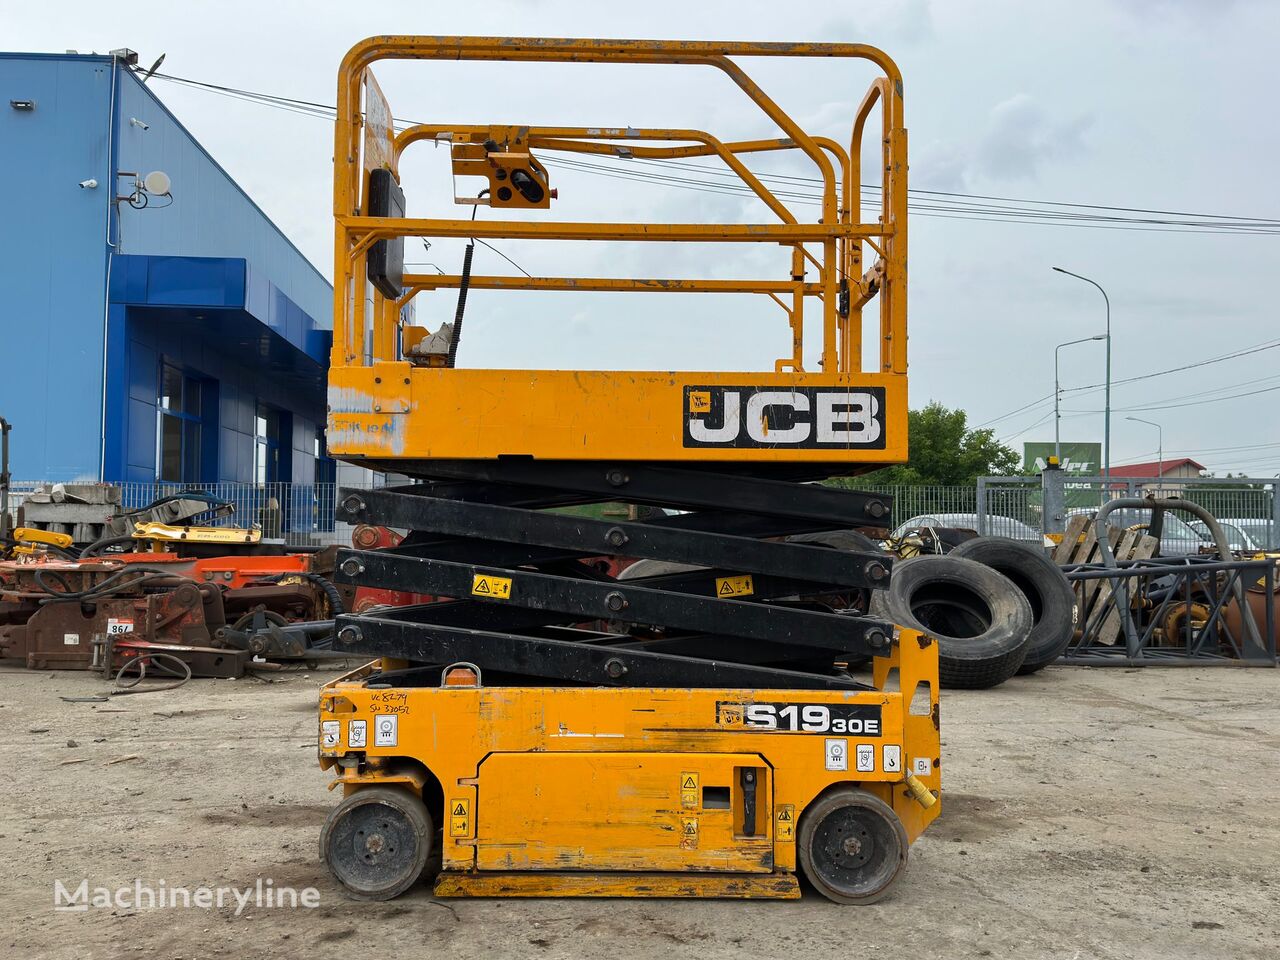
[254,403,282,484]
[314,428,336,531]
[314,429,335,486]
[157,362,204,482]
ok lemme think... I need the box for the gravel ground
[1,663,1276,960]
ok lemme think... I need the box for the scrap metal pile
[0,487,348,681]
[883,495,1276,675]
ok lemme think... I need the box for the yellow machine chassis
[328,37,909,468]
[318,630,940,900]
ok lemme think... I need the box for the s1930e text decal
[683,386,886,449]
[716,701,882,735]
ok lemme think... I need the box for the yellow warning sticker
[688,391,712,413]
[471,574,513,600]
[680,817,699,848]
[448,798,471,838]
[715,575,754,598]
[680,772,699,808]
[715,702,744,727]
[775,804,795,842]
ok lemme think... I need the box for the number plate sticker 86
[716,701,882,736]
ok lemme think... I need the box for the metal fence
[5,481,360,548]
[6,474,1279,550]
[1039,475,1279,551]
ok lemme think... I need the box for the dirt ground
[2,663,1277,960]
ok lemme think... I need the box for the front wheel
[321,786,433,900]
[798,788,908,904]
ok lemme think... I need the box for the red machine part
[350,525,435,612]
[0,560,226,669]
[103,551,311,589]
[0,552,332,671]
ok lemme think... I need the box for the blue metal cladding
[113,69,331,326]
[0,53,332,483]
[0,55,115,481]
[105,254,329,484]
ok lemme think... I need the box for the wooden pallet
[1055,513,1158,646]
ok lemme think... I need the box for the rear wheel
[798,788,909,904]
[321,786,433,900]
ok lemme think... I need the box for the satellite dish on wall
[143,170,171,195]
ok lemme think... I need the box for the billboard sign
[1024,442,1101,477]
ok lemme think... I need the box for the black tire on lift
[785,530,884,669]
[950,536,1077,674]
[872,554,1033,689]
[798,787,909,904]
[321,786,434,901]
[785,529,880,554]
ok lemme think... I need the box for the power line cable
[979,335,1280,431]
[1068,380,1280,414]
[545,156,1280,236]
[148,70,1280,237]
[1063,337,1280,393]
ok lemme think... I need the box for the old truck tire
[871,555,1032,689]
[950,537,1076,674]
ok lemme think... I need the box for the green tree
[837,402,1021,486]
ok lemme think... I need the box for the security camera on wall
[78,178,98,189]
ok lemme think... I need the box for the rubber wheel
[873,554,1033,689]
[785,529,881,554]
[321,786,433,900]
[798,788,909,904]
[950,536,1076,674]
[617,558,702,579]
[785,530,885,668]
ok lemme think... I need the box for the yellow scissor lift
[317,36,940,904]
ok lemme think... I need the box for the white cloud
[972,94,1094,182]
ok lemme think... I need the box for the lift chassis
[320,461,940,902]
[319,644,940,902]
[316,36,938,904]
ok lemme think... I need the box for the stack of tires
[872,538,1076,689]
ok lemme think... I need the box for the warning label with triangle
[714,575,754,598]
[448,798,471,838]
[471,573,513,599]
[681,774,698,790]
[775,804,796,841]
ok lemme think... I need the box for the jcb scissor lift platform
[316,36,939,904]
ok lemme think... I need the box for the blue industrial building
[0,50,333,489]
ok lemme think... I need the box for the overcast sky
[10,0,1279,475]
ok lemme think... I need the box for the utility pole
[1126,416,1163,495]
[1053,267,1112,484]
[1055,335,1107,463]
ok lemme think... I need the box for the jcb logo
[683,386,886,450]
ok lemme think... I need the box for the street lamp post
[1053,267,1112,483]
[1055,335,1107,463]
[1125,416,1163,494]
